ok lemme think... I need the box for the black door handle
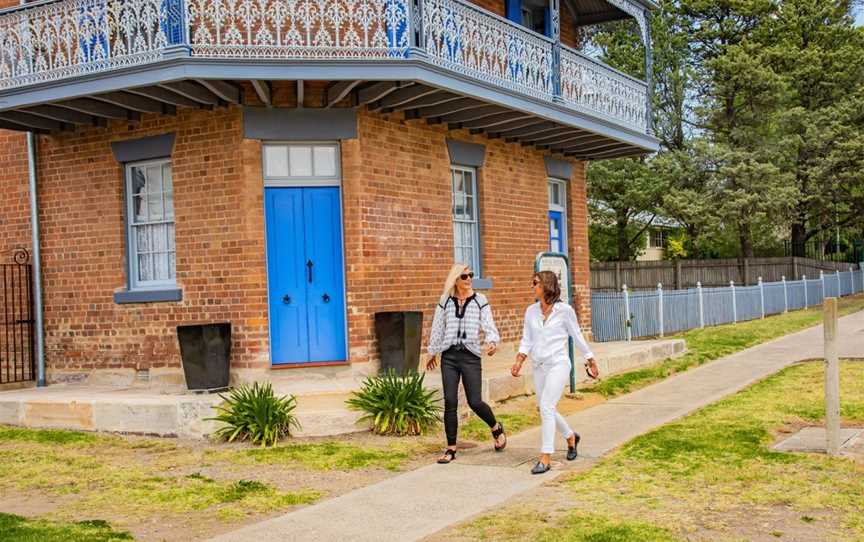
[322,293,330,303]
[282,295,291,305]
[306,260,314,283]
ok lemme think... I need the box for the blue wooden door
[549,210,564,253]
[265,187,346,365]
[303,188,347,362]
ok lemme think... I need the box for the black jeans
[441,346,498,446]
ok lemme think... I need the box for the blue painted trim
[0,59,660,152]
[244,107,357,140]
[544,156,572,179]
[446,138,486,167]
[505,0,521,24]
[472,278,493,290]
[111,133,175,163]
[114,288,183,304]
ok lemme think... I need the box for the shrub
[346,370,442,436]
[208,383,301,447]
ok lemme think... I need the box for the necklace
[541,303,553,321]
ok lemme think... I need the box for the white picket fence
[591,267,864,342]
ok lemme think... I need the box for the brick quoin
[0,82,592,381]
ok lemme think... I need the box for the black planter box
[374,312,423,376]
[176,323,231,392]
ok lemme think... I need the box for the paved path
[210,311,864,542]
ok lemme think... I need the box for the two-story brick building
[0,0,658,388]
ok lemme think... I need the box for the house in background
[0,0,658,389]
[637,215,682,261]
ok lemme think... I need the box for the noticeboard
[535,252,571,305]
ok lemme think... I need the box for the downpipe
[26,132,45,387]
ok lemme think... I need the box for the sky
[856,7,864,27]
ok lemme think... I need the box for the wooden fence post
[674,260,682,290]
[614,261,621,290]
[824,297,840,456]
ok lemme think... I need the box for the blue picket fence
[591,268,864,342]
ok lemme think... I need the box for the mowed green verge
[463,360,864,541]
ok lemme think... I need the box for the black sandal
[492,422,507,452]
[437,449,457,464]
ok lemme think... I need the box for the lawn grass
[0,513,132,542]
[207,440,413,471]
[462,360,864,541]
[584,294,864,398]
[460,412,538,442]
[0,426,425,536]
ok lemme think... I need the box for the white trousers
[533,362,574,454]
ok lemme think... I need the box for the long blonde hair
[441,263,471,298]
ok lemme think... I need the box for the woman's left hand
[483,343,497,356]
[584,357,599,380]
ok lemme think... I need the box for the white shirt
[518,301,594,366]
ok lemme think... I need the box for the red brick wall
[0,130,31,257]
[342,109,590,365]
[14,108,271,378]
[0,100,591,377]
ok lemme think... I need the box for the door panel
[549,210,564,254]
[266,188,309,364]
[303,187,347,362]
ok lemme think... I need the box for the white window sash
[451,166,481,274]
[126,158,176,290]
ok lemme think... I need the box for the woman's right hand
[425,354,438,371]
[510,360,523,377]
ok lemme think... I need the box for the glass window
[127,160,176,288]
[548,179,567,253]
[649,229,667,249]
[262,143,340,182]
[452,167,480,274]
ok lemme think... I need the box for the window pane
[168,253,176,280]
[313,146,337,176]
[153,252,170,281]
[133,195,147,223]
[264,146,289,177]
[138,254,153,282]
[463,171,474,196]
[167,224,175,251]
[147,190,163,220]
[151,224,167,251]
[164,190,174,220]
[146,165,162,193]
[136,226,150,252]
[551,238,561,253]
[289,146,313,177]
[162,163,173,192]
[131,167,147,197]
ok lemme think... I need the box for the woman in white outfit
[511,270,599,474]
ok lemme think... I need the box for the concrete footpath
[210,310,864,542]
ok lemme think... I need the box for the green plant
[208,383,300,447]
[346,370,442,436]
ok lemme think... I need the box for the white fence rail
[591,268,864,342]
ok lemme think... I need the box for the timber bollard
[823,297,840,456]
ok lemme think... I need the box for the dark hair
[533,271,561,305]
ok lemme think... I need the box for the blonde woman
[512,271,599,474]
[426,264,505,464]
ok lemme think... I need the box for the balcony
[0,0,658,157]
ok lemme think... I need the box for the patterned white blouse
[427,293,500,358]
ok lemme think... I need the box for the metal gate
[1,248,35,384]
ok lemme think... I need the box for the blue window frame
[548,178,566,253]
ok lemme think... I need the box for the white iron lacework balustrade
[422,0,553,99]
[560,46,647,133]
[186,0,410,58]
[0,0,175,89]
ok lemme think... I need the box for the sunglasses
[532,279,540,286]
[460,272,475,280]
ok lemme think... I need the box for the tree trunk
[617,218,631,261]
[791,222,808,257]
